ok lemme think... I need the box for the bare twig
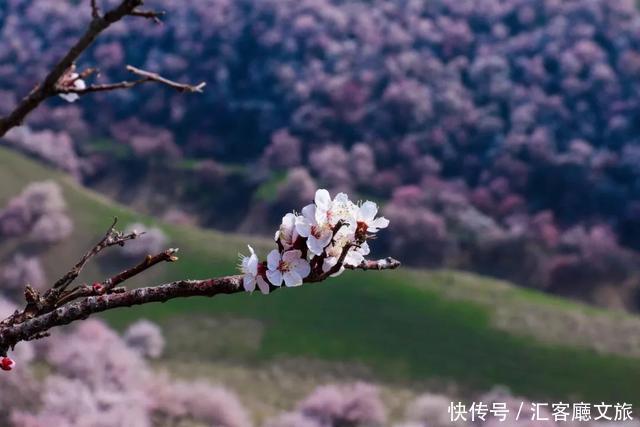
[127,65,206,92]
[105,248,179,292]
[50,217,140,293]
[91,0,101,19]
[0,0,202,138]
[56,247,180,307]
[130,8,166,24]
[0,218,142,329]
[344,257,402,271]
[58,65,206,97]
[78,67,100,80]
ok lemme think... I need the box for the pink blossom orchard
[240,189,390,294]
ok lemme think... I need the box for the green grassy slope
[1,146,640,403]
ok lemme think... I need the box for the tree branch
[0,218,142,329]
[0,0,200,138]
[0,256,398,355]
[130,8,166,24]
[50,217,141,293]
[53,248,179,307]
[345,257,401,271]
[126,65,206,92]
[91,0,101,19]
[58,65,206,96]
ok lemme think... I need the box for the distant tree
[1,255,47,296]
[267,382,387,427]
[0,181,73,244]
[123,319,165,359]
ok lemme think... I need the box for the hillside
[1,146,640,407]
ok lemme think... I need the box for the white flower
[355,201,389,238]
[322,243,345,277]
[275,213,298,249]
[322,235,370,277]
[295,203,333,255]
[59,73,86,103]
[314,188,333,221]
[266,249,311,287]
[345,241,370,266]
[314,189,357,227]
[329,192,358,225]
[239,245,269,294]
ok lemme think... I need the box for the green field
[1,146,640,405]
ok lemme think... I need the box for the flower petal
[243,275,256,292]
[295,221,311,238]
[345,249,364,267]
[315,189,332,210]
[370,216,390,231]
[301,204,316,222]
[318,230,333,248]
[308,235,328,256]
[322,256,338,273]
[59,93,79,103]
[330,266,345,277]
[359,201,378,222]
[247,254,258,275]
[315,207,330,226]
[296,207,314,237]
[359,241,371,256]
[334,193,350,204]
[267,249,281,270]
[292,258,311,278]
[283,270,303,287]
[266,269,283,287]
[283,212,296,227]
[282,249,302,263]
[257,277,270,295]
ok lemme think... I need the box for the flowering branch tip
[0,189,399,363]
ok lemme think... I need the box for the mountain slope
[0,146,639,404]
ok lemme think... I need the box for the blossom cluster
[239,189,388,294]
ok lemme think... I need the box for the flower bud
[92,282,105,294]
[0,356,16,371]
